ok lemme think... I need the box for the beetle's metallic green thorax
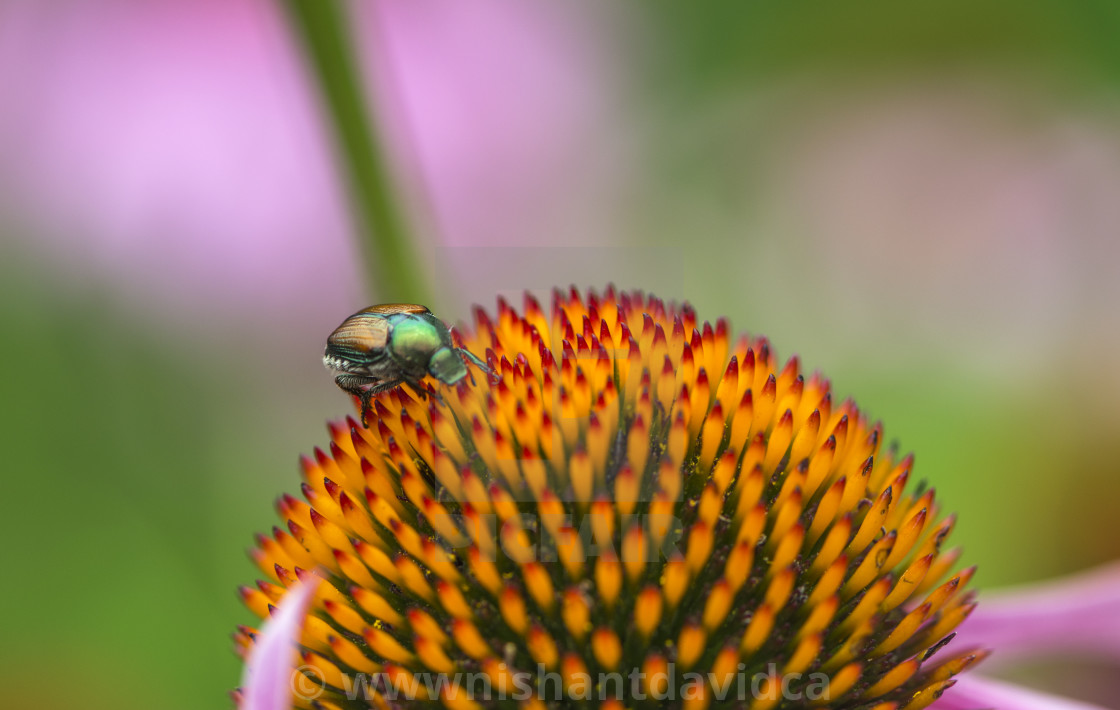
[387,314,447,373]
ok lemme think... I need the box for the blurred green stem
[283,0,429,303]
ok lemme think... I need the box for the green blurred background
[2,0,1119,707]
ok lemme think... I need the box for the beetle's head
[428,347,469,386]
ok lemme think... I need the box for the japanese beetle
[323,303,492,422]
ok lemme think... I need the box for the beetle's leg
[335,375,402,427]
[430,386,447,407]
[359,393,372,427]
[335,374,376,422]
[359,379,405,398]
[334,373,379,397]
[459,347,496,385]
[404,377,445,406]
[408,376,449,407]
[362,380,411,425]
[407,378,428,400]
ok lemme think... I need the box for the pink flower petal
[933,675,1111,710]
[239,578,321,710]
[954,563,1120,664]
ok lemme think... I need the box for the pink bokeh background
[0,0,624,330]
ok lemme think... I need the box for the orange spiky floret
[238,287,980,709]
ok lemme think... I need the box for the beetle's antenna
[459,347,496,385]
[450,324,497,387]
